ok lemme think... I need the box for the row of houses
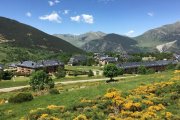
[1,59,64,75]
[67,54,119,66]
[116,60,178,74]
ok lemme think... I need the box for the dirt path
[0,76,137,92]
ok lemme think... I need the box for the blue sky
[0,0,180,37]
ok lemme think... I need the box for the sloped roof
[119,55,134,59]
[173,53,180,61]
[17,59,64,69]
[73,55,87,61]
[100,57,118,62]
[9,63,17,68]
[116,60,178,69]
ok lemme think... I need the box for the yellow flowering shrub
[8,110,12,115]
[57,87,63,90]
[0,99,6,104]
[142,100,153,106]
[80,98,92,103]
[148,104,165,111]
[73,114,87,120]
[47,105,58,109]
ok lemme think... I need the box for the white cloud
[26,12,31,17]
[148,12,154,17]
[39,12,61,23]
[82,14,94,24]
[63,10,69,14]
[70,15,80,22]
[55,0,59,3]
[48,1,54,6]
[98,0,114,3]
[125,30,134,35]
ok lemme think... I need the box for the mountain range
[53,31,106,48]
[1,16,180,54]
[81,34,140,52]
[0,16,84,53]
[55,21,180,53]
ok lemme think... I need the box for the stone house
[17,59,64,74]
[9,63,17,70]
[99,57,118,66]
[68,55,87,66]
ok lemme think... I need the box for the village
[0,52,179,79]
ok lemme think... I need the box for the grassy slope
[0,70,179,120]
[0,16,85,53]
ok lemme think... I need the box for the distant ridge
[53,31,106,48]
[81,33,140,52]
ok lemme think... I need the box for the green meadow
[0,70,179,120]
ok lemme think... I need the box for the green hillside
[134,21,180,52]
[0,16,85,53]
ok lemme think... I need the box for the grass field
[0,70,179,120]
[65,65,102,71]
[0,74,131,89]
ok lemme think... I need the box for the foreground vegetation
[0,70,179,120]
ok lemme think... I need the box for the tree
[54,66,66,79]
[88,69,94,77]
[80,61,86,66]
[137,65,147,74]
[29,70,54,91]
[176,63,180,70]
[118,68,124,75]
[72,62,76,66]
[73,70,78,77]
[0,70,4,80]
[166,62,175,70]
[146,69,155,74]
[103,64,119,81]
[127,69,132,74]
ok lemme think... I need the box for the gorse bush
[49,88,60,94]
[8,92,33,103]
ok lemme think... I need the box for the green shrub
[49,88,60,94]
[8,92,33,103]
[88,69,94,77]
[83,107,92,112]
[166,62,175,70]
[175,63,180,70]
[146,69,155,74]
[137,65,147,74]
[170,92,179,100]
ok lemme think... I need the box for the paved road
[0,76,137,92]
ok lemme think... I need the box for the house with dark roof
[94,53,109,61]
[172,53,180,62]
[9,63,17,70]
[116,60,178,74]
[68,55,87,66]
[99,57,118,65]
[0,64,4,71]
[119,54,134,60]
[17,59,64,74]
